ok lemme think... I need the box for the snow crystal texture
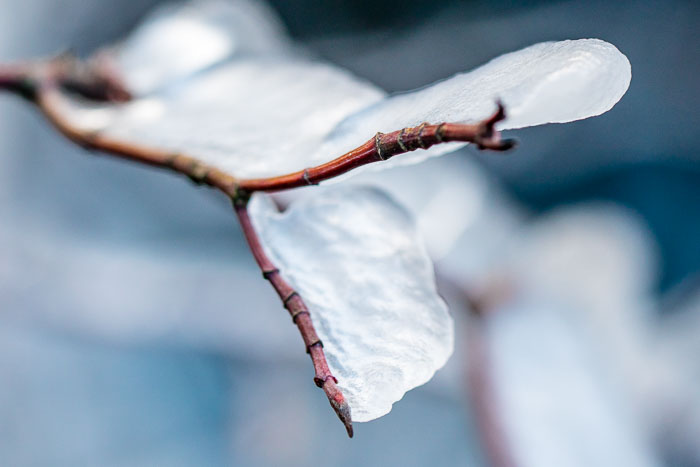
[249,186,454,422]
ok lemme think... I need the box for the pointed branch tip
[474,100,516,151]
[336,400,354,438]
[323,378,354,438]
[486,99,507,126]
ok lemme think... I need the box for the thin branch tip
[323,378,354,437]
[488,99,507,125]
[234,201,353,437]
[0,56,527,441]
[337,401,354,438]
[473,100,516,151]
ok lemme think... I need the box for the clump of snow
[249,186,454,422]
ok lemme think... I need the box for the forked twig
[0,57,515,437]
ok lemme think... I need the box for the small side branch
[233,197,354,438]
[236,102,515,193]
[4,57,514,199]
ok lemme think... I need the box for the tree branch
[233,196,353,437]
[0,63,35,98]
[236,104,515,193]
[4,58,515,200]
[1,55,515,437]
[36,80,241,195]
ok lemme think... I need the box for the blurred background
[0,0,698,465]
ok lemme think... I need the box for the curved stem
[36,81,241,195]
[236,103,515,193]
[30,65,513,198]
[234,198,353,437]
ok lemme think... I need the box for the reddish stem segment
[237,103,514,193]
[0,63,35,98]
[4,56,515,201]
[234,198,353,437]
[36,81,241,196]
[4,58,515,199]
[31,78,513,200]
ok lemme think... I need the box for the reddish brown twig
[1,55,515,437]
[58,51,132,103]
[0,53,131,102]
[0,63,35,98]
[234,196,353,437]
[236,104,515,193]
[5,57,515,199]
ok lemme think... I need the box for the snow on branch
[0,0,631,437]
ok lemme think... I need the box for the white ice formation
[248,187,453,421]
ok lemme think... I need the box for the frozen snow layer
[90,57,386,178]
[339,39,631,136]
[91,38,629,178]
[330,39,631,170]
[249,186,454,422]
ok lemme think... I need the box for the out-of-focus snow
[80,57,386,177]
[653,286,700,464]
[346,155,523,261]
[248,186,453,422]
[485,299,661,467]
[0,320,229,466]
[115,0,290,96]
